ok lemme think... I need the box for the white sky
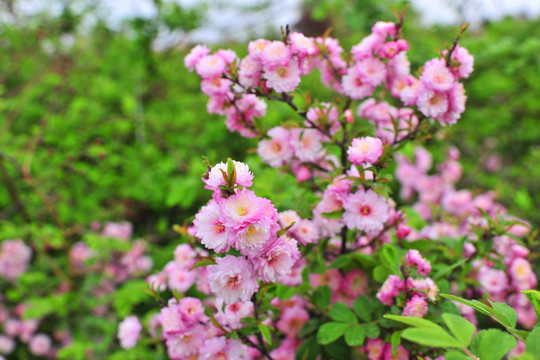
[11,0,540,42]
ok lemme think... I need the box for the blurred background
[2,0,540,251]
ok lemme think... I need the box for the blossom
[478,267,508,295]
[234,220,273,256]
[204,160,254,192]
[263,61,301,93]
[29,334,51,356]
[184,44,211,71]
[402,295,428,317]
[343,189,390,234]
[118,316,142,349]
[405,249,431,276]
[420,58,455,91]
[194,200,230,252]
[347,136,384,165]
[257,126,293,167]
[208,255,259,304]
[357,57,387,86]
[0,239,32,281]
[0,336,14,355]
[196,54,227,79]
[260,41,292,67]
[253,236,299,282]
[276,305,309,338]
[102,221,132,241]
[342,65,375,99]
[376,275,403,306]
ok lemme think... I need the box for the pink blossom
[372,21,397,37]
[165,325,206,359]
[208,255,259,304]
[444,45,474,79]
[343,189,390,234]
[29,334,51,356]
[254,236,299,282]
[405,249,431,276]
[383,343,409,360]
[118,316,142,349]
[0,336,14,355]
[204,160,254,192]
[290,32,317,56]
[342,65,375,99]
[420,58,455,91]
[260,41,292,67]
[347,136,384,165]
[0,239,32,281]
[357,57,387,86]
[366,338,386,360]
[161,301,184,335]
[341,269,368,298]
[290,128,324,162]
[402,295,428,317]
[277,305,309,338]
[509,258,536,290]
[306,103,340,135]
[193,200,230,253]
[178,297,205,327]
[184,44,211,71]
[376,275,403,306]
[263,61,301,93]
[217,301,254,330]
[291,219,318,245]
[196,54,227,79]
[234,220,274,256]
[478,267,508,294]
[351,33,384,60]
[102,221,132,241]
[257,126,294,167]
[416,85,449,119]
[166,262,196,292]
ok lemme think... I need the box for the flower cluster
[0,239,32,281]
[193,161,301,304]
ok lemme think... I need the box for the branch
[445,23,469,67]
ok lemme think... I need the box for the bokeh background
[1,0,540,357]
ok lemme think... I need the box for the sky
[11,0,540,43]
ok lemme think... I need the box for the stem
[0,153,30,223]
[445,23,469,67]
[250,293,274,360]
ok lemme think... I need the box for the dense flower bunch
[121,17,540,360]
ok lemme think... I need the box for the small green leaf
[277,221,296,237]
[317,322,349,345]
[365,323,380,339]
[330,302,357,324]
[295,335,319,360]
[353,296,371,322]
[476,329,516,360]
[227,158,236,185]
[401,327,462,348]
[345,325,366,346]
[189,257,216,271]
[442,313,476,347]
[299,319,321,338]
[391,331,402,356]
[522,290,540,318]
[433,258,468,280]
[321,209,344,219]
[488,301,517,329]
[373,266,393,282]
[525,325,540,357]
[313,286,331,309]
[258,323,272,345]
[276,284,296,300]
[329,254,351,269]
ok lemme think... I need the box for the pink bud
[344,109,354,123]
[396,39,409,51]
[396,224,411,239]
[295,166,311,182]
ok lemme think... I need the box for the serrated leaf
[258,323,272,345]
[401,327,462,348]
[476,329,516,360]
[316,322,349,345]
[442,313,476,347]
[353,296,371,322]
[330,302,357,324]
[344,325,365,346]
[444,351,471,360]
[488,301,517,329]
[522,290,540,318]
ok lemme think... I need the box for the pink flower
[253,236,299,282]
[118,316,142,349]
[478,267,508,294]
[263,61,301,93]
[217,300,254,330]
[248,39,270,59]
[0,239,32,281]
[509,258,536,291]
[290,128,324,162]
[416,85,449,119]
[178,297,205,327]
[102,221,132,241]
[204,160,254,193]
[0,335,14,355]
[29,334,51,356]
[208,255,259,304]
[444,45,474,79]
[234,220,274,256]
[342,66,375,99]
[277,305,309,338]
[366,338,386,360]
[341,269,368,298]
[165,325,206,359]
[372,21,397,37]
[166,262,196,292]
[195,54,227,79]
[261,41,292,67]
[357,57,387,86]
[347,136,384,165]
[376,275,403,306]
[402,295,428,317]
[161,301,184,335]
[184,44,211,71]
[405,250,431,276]
[291,219,318,245]
[306,103,340,135]
[383,343,409,360]
[420,58,455,91]
[193,200,230,253]
[343,189,390,234]
[290,32,317,56]
[257,127,294,167]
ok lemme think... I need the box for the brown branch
[445,23,469,67]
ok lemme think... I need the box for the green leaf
[277,284,296,300]
[488,301,517,329]
[522,290,540,318]
[401,327,462,348]
[299,319,321,338]
[344,325,366,346]
[353,296,371,322]
[321,209,344,219]
[350,253,377,268]
[433,258,468,280]
[373,266,393,282]
[295,335,319,360]
[380,244,399,271]
[316,322,349,345]
[313,286,331,309]
[330,302,358,324]
[384,314,445,330]
[189,257,216,271]
[365,323,380,339]
[227,157,236,185]
[444,351,471,360]
[525,325,540,357]
[391,331,402,356]
[258,323,272,345]
[475,329,516,360]
[329,254,351,269]
[442,313,476,347]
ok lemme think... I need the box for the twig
[445,23,469,67]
